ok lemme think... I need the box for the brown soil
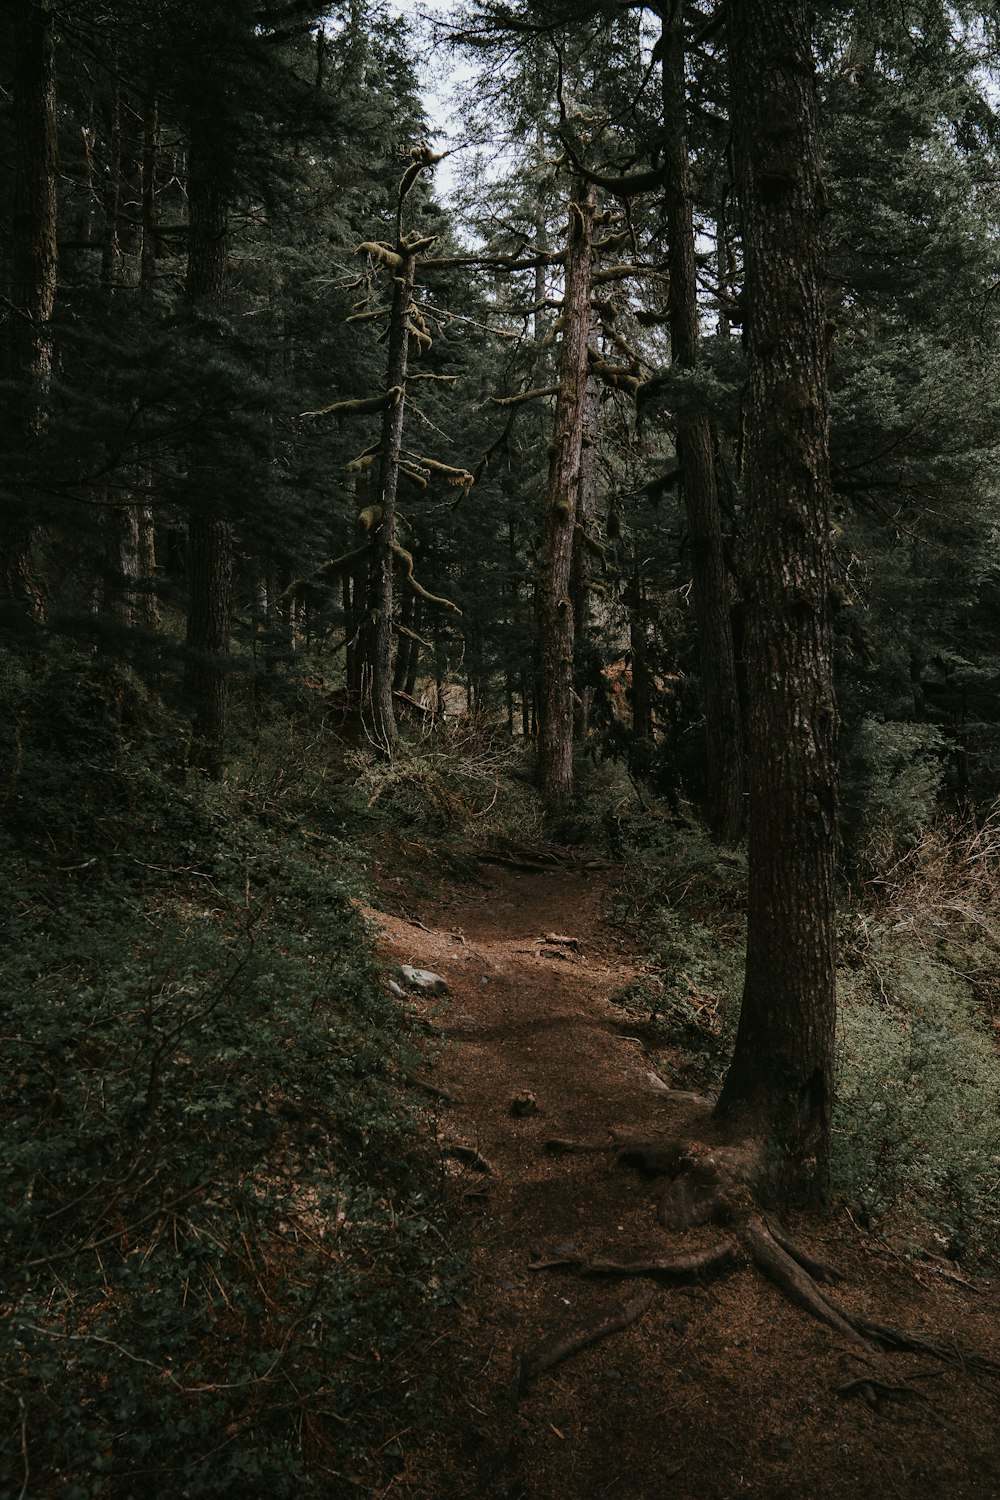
[369,856,1000,1499]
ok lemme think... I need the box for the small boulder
[400,964,449,996]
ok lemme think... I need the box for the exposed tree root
[544,1138,612,1154]
[835,1377,932,1410]
[515,1286,657,1394]
[529,1132,1000,1380]
[528,1241,739,1283]
[764,1215,842,1283]
[741,1218,871,1349]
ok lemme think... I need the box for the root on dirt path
[527,1130,1000,1380]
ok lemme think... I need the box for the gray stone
[400,964,449,996]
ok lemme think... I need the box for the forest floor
[368,847,1000,1500]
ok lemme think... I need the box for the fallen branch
[408,1074,459,1105]
[438,1140,495,1175]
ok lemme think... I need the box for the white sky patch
[384,0,474,204]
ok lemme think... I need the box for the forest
[1,0,999,1495]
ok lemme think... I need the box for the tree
[656,0,744,842]
[536,177,596,807]
[0,0,58,621]
[712,0,837,1205]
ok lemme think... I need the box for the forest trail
[369,858,1000,1500]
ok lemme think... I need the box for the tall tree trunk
[2,0,58,618]
[660,2,744,841]
[716,0,837,1208]
[368,243,416,753]
[403,596,422,699]
[628,571,653,755]
[572,374,601,744]
[182,126,233,777]
[98,84,147,638]
[537,179,595,809]
[393,586,413,693]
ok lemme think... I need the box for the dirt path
[371,861,1000,1500]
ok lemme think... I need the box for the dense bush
[0,654,462,1496]
[834,812,1000,1259]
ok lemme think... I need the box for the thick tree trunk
[1,0,58,617]
[716,0,837,1208]
[537,179,595,809]
[660,3,744,842]
[368,245,416,754]
[182,126,233,777]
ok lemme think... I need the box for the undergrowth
[835,813,1000,1260]
[0,653,465,1497]
[607,793,1000,1262]
[607,810,746,1092]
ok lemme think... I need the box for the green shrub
[835,811,1000,1260]
[841,716,946,872]
[0,664,463,1496]
[834,948,1000,1260]
[609,818,746,1089]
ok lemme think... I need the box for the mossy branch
[412,455,475,487]
[357,504,383,535]
[346,307,390,325]
[593,230,633,254]
[593,263,657,285]
[406,316,433,354]
[399,463,430,489]
[490,385,559,408]
[392,542,463,615]
[397,623,433,649]
[279,540,374,604]
[587,353,640,393]
[346,441,381,474]
[599,321,645,369]
[358,241,405,271]
[399,144,445,205]
[576,523,607,563]
[302,387,403,419]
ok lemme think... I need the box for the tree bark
[368,244,417,754]
[537,179,596,809]
[1,0,58,617]
[716,0,837,1208]
[660,2,744,842]
[182,124,233,777]
[572,374,601,744]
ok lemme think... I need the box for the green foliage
[835,811,1000,1260]
[835,951,1000,1261]
[347,717,543,847]
[0,651,463,1496]
[841,716,946,872]
[609,814,746,1088]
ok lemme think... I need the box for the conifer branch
[302,387,403,419]
[392,542,463,615]
[490,385,559,407]
[358,241,405,271]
